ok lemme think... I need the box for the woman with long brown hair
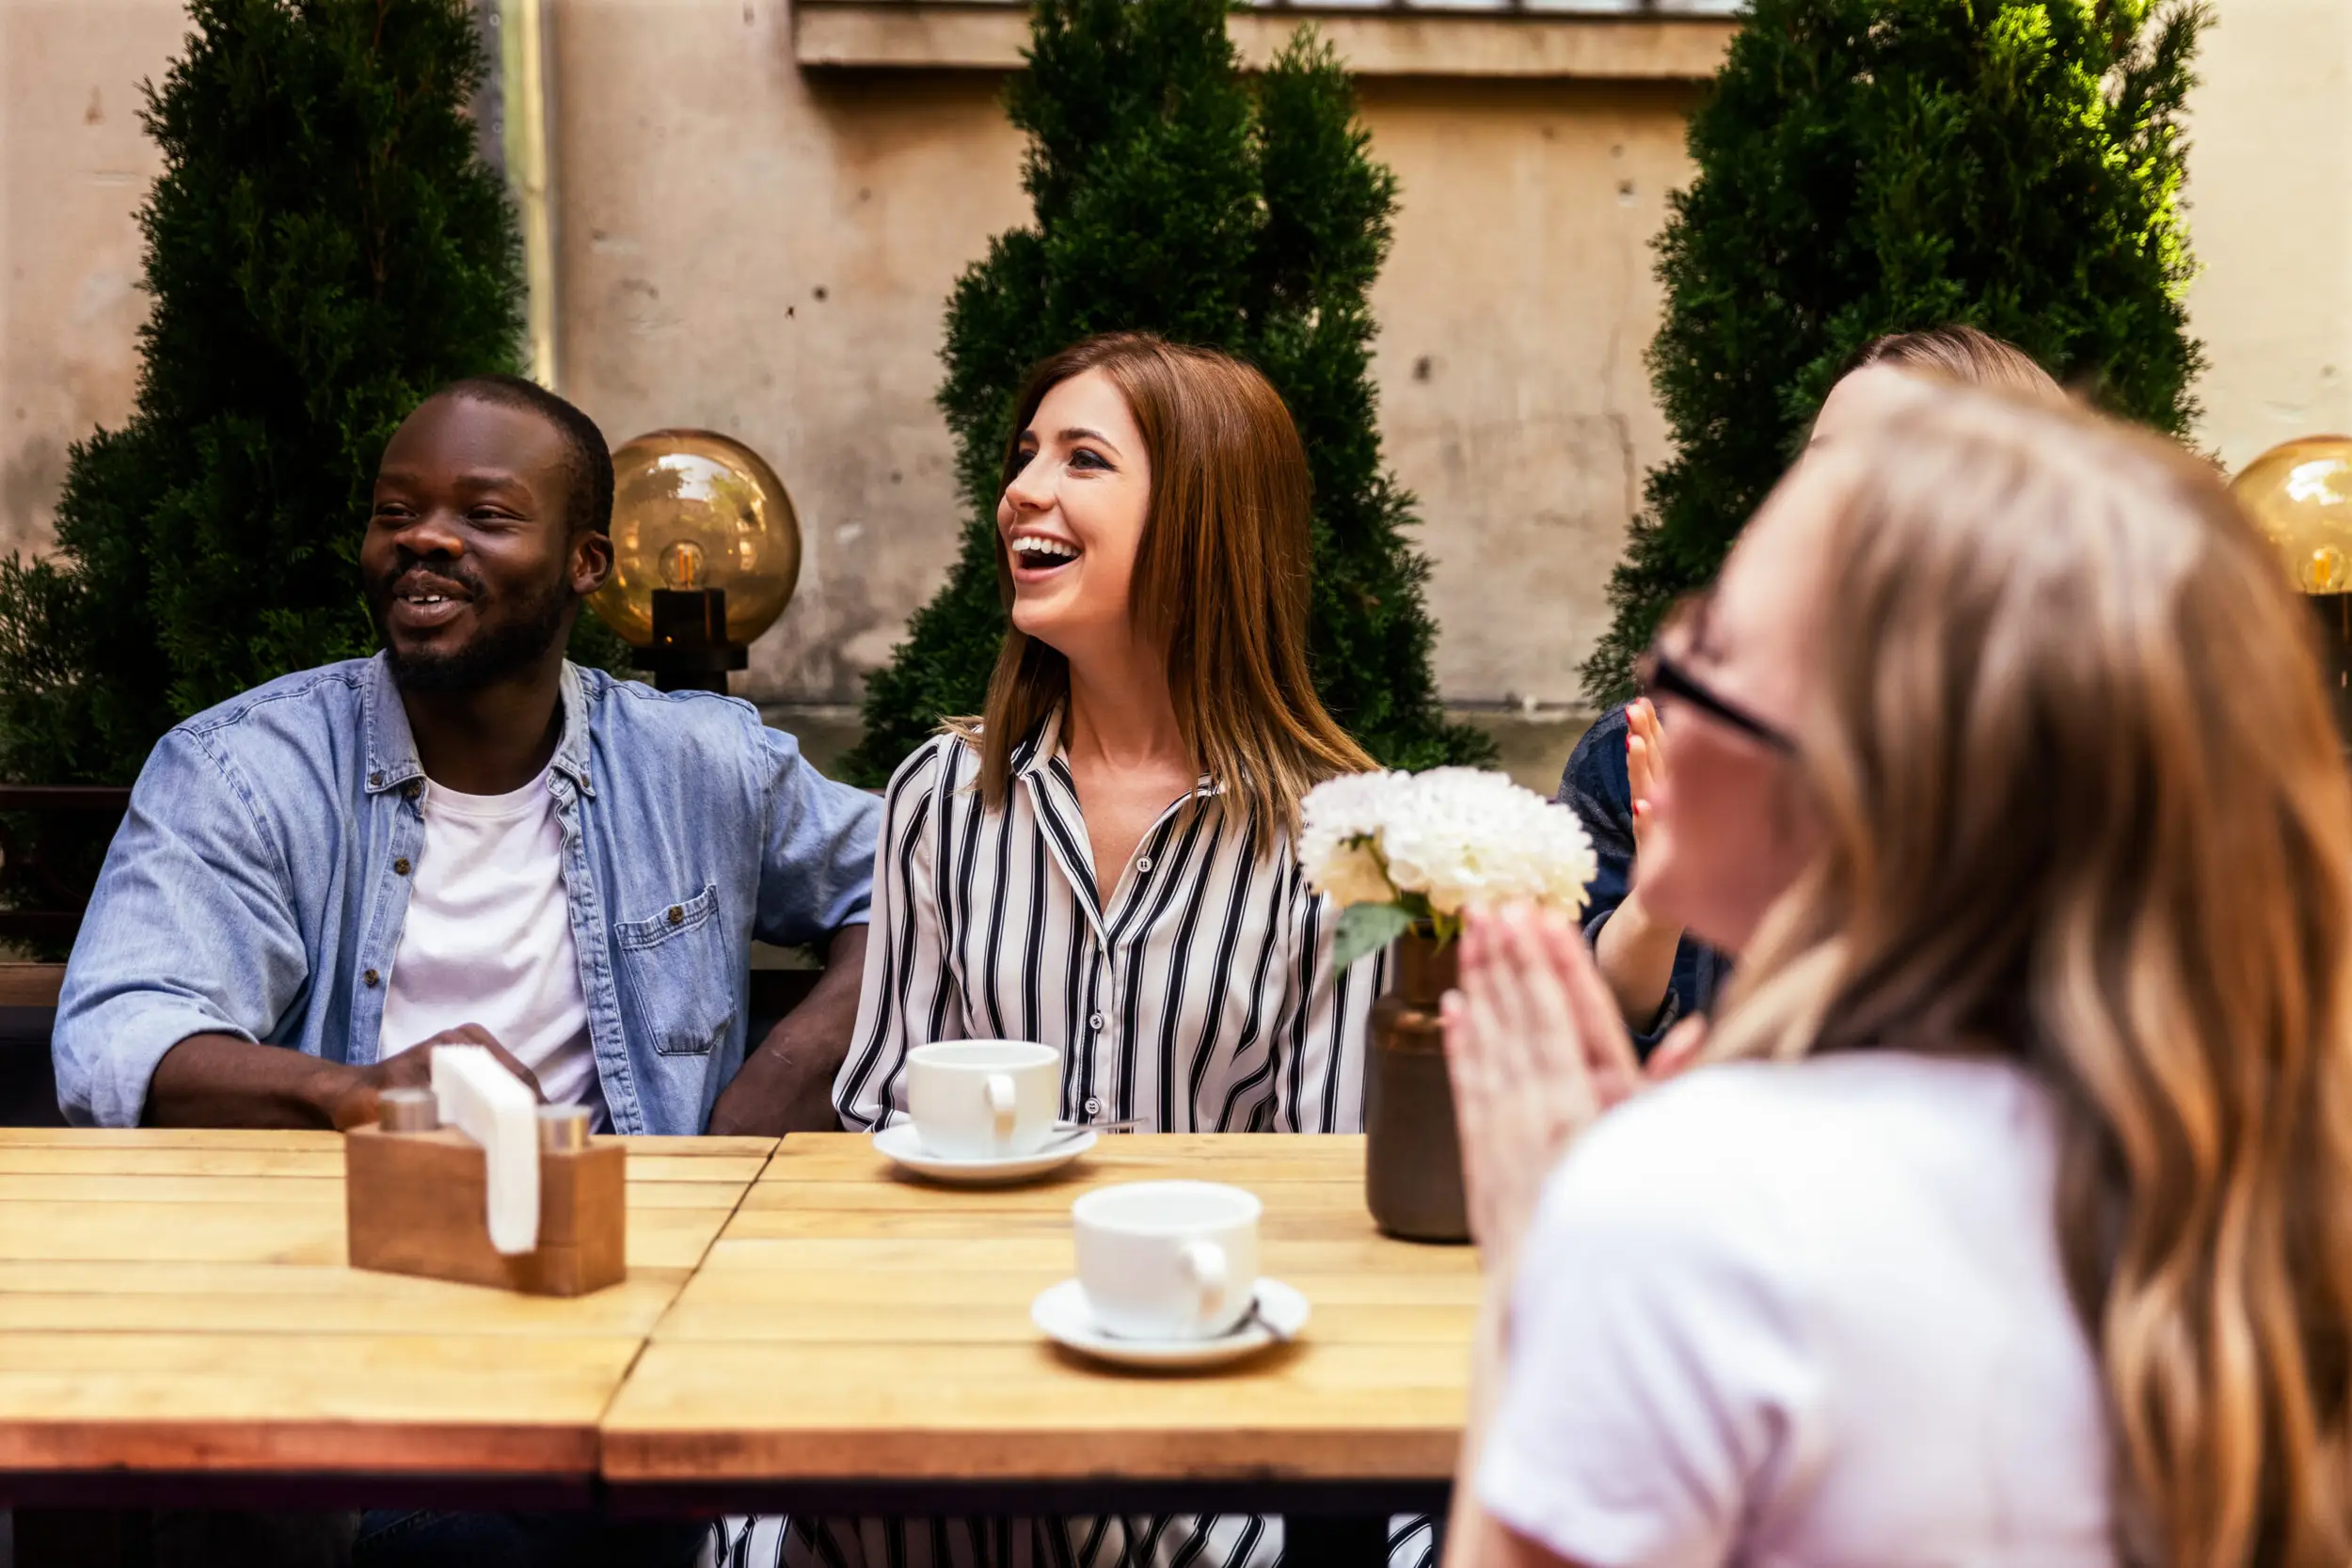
[718,333,1394,1568]
[831,330,1384,1144]
[1443,385,2352,1566]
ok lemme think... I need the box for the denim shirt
[1557,703,1731,1055]
[55,654,881,1133]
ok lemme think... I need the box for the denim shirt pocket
[612,882,740,1057]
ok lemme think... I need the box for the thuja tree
[1584,0,2206,703]
[842,0,1490,784]
[0,0,620,929]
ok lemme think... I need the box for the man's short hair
[433,374,614,537]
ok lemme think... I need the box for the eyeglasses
[1634,601,1797,754]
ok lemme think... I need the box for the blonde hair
[951,333,1373,848]
[1712,388,2352,1567]
[1850,324,2065,403]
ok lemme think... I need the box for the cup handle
[984,1073,1017,1140]
[1180,1240,1228,1329]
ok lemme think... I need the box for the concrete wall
[3,0,2346,729]
[2180,0,2352,471]
[0,5,178,558]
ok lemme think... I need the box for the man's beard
[368,559,574,693]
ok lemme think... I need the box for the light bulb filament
[659,539,708,593]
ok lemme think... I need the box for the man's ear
[572,530,614,597]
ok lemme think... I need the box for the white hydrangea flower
[1295,766,1597,920]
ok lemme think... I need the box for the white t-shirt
[1479,1052,2112,1568]
[378,769,605,1125]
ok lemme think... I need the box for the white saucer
[872,1121,1097,1184]
[1031,1277,1310,1370]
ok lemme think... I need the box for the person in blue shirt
[1561,325,2064,1050]
[54,375,880,1141]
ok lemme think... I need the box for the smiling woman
[737,335,1412,1568]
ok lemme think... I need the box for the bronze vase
[1364,927,1469,1243]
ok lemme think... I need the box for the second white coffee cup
[905,1039,1061,1159]
[1073,1180,1262,1340]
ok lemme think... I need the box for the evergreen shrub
[1585,0,2207,703]
[0,0,623,931]
[842,0,1491,784]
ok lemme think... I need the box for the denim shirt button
[667,906,684,926]
[362,969,380,989]
[402,780,421,800]
[368,772,383,788]
[392,858,411,877]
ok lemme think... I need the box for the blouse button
[1136,855,1154,874]
[1088,1011,1105,1032]
[1084,1097,1104,1117]
[667,906,685,926]
[362,969,381,989]
[392,858,411,877]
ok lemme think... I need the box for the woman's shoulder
[880,731,983,809]
[1541,1053,2053,1259]
[1558,704,1634,809]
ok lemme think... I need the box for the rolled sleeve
[55,730,309,1127]
[750,722,882,948]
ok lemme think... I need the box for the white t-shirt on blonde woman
[1478,1052,2114,1568]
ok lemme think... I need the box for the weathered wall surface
[3,0,2345,726]
[2181,0,2352,471]
[1362,79,1693,708]
[0,4,177,562]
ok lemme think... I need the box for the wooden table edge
[0,1418,599,1478]
[595,1427,1459,1484]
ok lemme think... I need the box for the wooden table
[603,1132,1477,1548]
[0,1129,1476,1551]
[0,1126,771,1509]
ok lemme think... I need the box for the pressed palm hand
[1626,697,1669,846]
[1442,903,1704,1274]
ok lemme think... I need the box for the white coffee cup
[1072,1180,1261,1340]
[905,1039,1060,1159]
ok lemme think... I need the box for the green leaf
[1333,900,1415,973]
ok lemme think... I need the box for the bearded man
[56,375,879,1141]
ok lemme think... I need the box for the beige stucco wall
[2182,0,2352,471]
[3,0,2347,721]
[548,8,1694,711]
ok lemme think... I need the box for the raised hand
[1626,696,1669,847]
[1442,902,1708,1275]
[329,1024,546,1131]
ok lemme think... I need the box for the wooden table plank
[0,1147,766,1183]
[0,1175,749,1210]
[603,1132,1479,1488]
[603,1341,1464,1481]
[759,1132,1369,1187]
[0,1334,636,1475]
[0,1127,767,1481]
[0,1270,690,1337]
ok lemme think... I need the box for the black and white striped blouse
[834,713,1386,1137]
[718,714,1416,1568]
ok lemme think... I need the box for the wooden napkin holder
[345,1123,627,1296]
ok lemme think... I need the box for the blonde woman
[1573,324,2068,1041]
[718,334,1402,1568]
[1446,387,2352,1565]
